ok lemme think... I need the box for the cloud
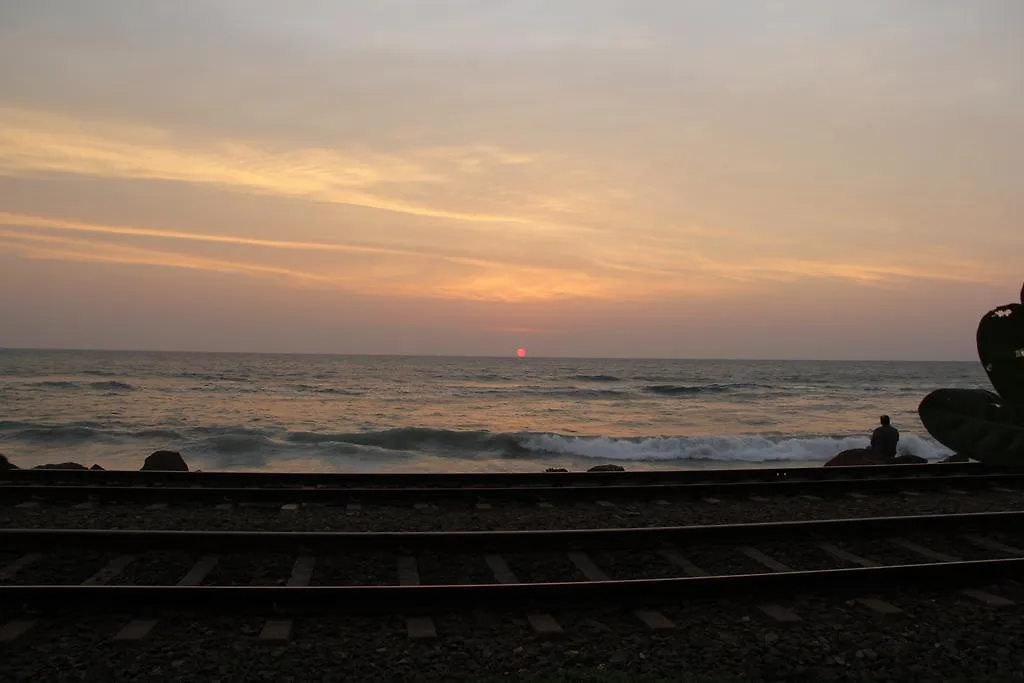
[0,210,499,267]
[0,106,546,226]
[0,218,616,302]
[0,103,1012,305]
[1,208,999,311]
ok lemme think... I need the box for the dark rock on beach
[824,448,890,467]
[33,462,88,470]
[941,453,972,463]
[587,464,625,472]
[141,450,189,472]
[826,449,931,467]
[0,453,17,470]
[544,467,569,473]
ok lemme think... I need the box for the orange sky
[0,1,1020,359]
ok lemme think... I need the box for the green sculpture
[918,282,1024,465]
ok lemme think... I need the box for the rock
[33,462,88,470]
[90,464,104,470]
[891,454,928,464]
[824,448,890,467]
[544,467,568,473]
[141,450,189,472]
[0,454,18,470]
[941,453,971,463]
[587,464,625,472]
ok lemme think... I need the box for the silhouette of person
[870,415,899,459]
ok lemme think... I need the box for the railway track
[3,465,1022,505]
[3,511,1023,642]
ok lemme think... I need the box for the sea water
[0,349,990,472]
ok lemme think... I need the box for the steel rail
[0,461,997,489]
[3,473,1022,504]
[4,510,1024,553]
[4,558,1023,614]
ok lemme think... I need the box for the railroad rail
[2,511,1023,630]
[3,471,1023,504]
[0,461,1000,489]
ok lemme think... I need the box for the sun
[516,347,527,358]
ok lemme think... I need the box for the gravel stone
[4,488,1024,533]
[3,487,1024,681]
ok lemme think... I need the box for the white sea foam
[521,432,950,462]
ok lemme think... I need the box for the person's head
[880,415,891,426]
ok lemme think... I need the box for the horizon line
[0,345,976,364]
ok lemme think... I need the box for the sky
[0,1,1021,360]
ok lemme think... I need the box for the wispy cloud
[0,218,615,302]
[0,211,500,267]
[0,107,545,226]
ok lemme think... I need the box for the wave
[292,384,364,396]
[188,426,276,438]
[0,420,951,464]
[461,387,627,399]
[89,380,136,391]
[134,428,183,440]
[13,425,105,443]
[643,384,736,396]
[0,420,51,431]
[31,380,80,389]
[285,428,530,454]
[281,428,950,463]
[570,374,621,382]
[26,379,136,391]
[177,371,251,382]
[204,433,276,454]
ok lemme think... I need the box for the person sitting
[870,415,899,459]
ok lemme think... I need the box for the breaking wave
[0,422,951,465]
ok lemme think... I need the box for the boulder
[33,462,88,470]
[90,464,105,471]
[544,467,569,473]
[587,464,625,472]
[0,454,17,470]
[824,448,890,467]
[940,453,971,463]
[891,454,928,464]
[141,450,189,472]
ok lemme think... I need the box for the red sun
[516,347,527,358]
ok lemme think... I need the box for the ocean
[0,349,990,473]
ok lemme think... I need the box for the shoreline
[0,450,843,474]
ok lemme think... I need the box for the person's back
[870,415,899,458]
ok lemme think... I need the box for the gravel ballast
[1,591,1024,682]
[3,489,1024,533]
[2,488,1024,681]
